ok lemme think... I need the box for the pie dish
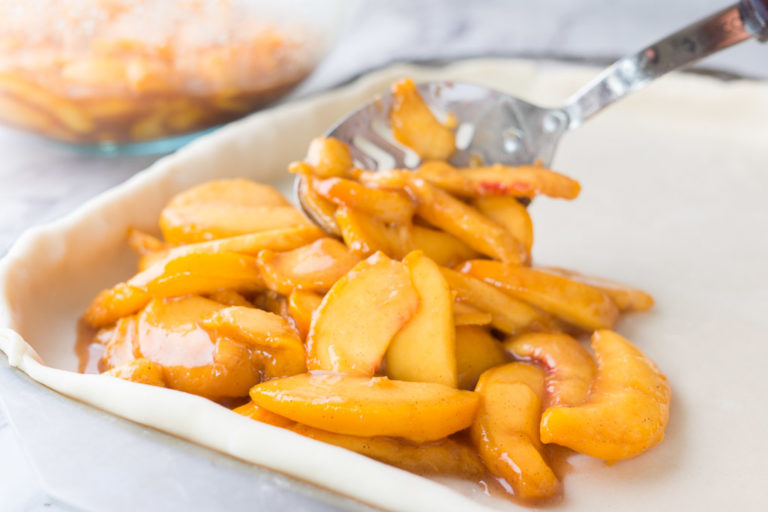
[2,58,767,511]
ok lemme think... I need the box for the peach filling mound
[79,78,670,504]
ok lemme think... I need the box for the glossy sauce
[430,439,573,508]
[75,318,104,374]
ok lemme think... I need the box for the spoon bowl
[296,1,766,233]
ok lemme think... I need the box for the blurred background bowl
[0,0,355,154]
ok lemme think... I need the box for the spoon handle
[564,1,767,129]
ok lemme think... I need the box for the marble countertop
[1,0,765,510]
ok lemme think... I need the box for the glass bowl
[0,0,353,154]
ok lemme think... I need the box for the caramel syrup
[74,318,104,374]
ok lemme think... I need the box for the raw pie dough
[2,59,768,511]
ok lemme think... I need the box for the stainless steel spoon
[298,1,767,231]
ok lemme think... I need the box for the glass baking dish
[0,0,352,153]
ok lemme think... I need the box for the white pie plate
[1,58,767,511]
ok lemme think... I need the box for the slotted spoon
[298,1,767,232]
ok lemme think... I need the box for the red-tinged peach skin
[257,238,362,295]
[409,179,526,264]
[306,252,420,375]
[540,330,671,462]
[504,332,596,407]
[471,363,560,500]
[458,260,619,331]
[417,160,580,200]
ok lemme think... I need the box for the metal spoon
[298,1,767,232]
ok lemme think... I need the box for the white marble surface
[1,0,766,510]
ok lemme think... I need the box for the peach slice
[233,401,295,428]
[162,178,288,209]
[352,170,525,263]
[101,315,140,369]
[126,228,166,254]
[290,424,485,478]
[256,238,362,295]
[164,226,325,259]
[129,251,264,299]
[535,266,654,312]
[129,297,226,365]
[408,178,526,263]
[84,283,150,328]
[458,260,619,331]
[504,332,596,407]
[307,252,419,375]
[312,177,416,225]
[250,373,478,443]
[473,196,533,260]
[161,204,310,244]
[540,330,671,462]
[296,175,341,234]
[159,180,277,231]
[135,226,325,272]
[200,306,306,380]
[159,179,310,244]
[411,225,480,267]
[440,268,552,334]
[471,363,560,500]
[453,302,493,327]
[165,335,262,399]
[416,160,580,200]
[477,362,546,398]
[385,251,457,387]
[390,78,456,161]
[336,206,413,259]
[136,251,169,273]
[126,296,261,399]
[104,358,166,387]
[236,389,482,478]
[205,290,254,307]
[287,289,324,339]
[354,168,414,190]
[455,326,507,390]
[304,137,354,178]
[252,291,292,322]
[126,228,168,271]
